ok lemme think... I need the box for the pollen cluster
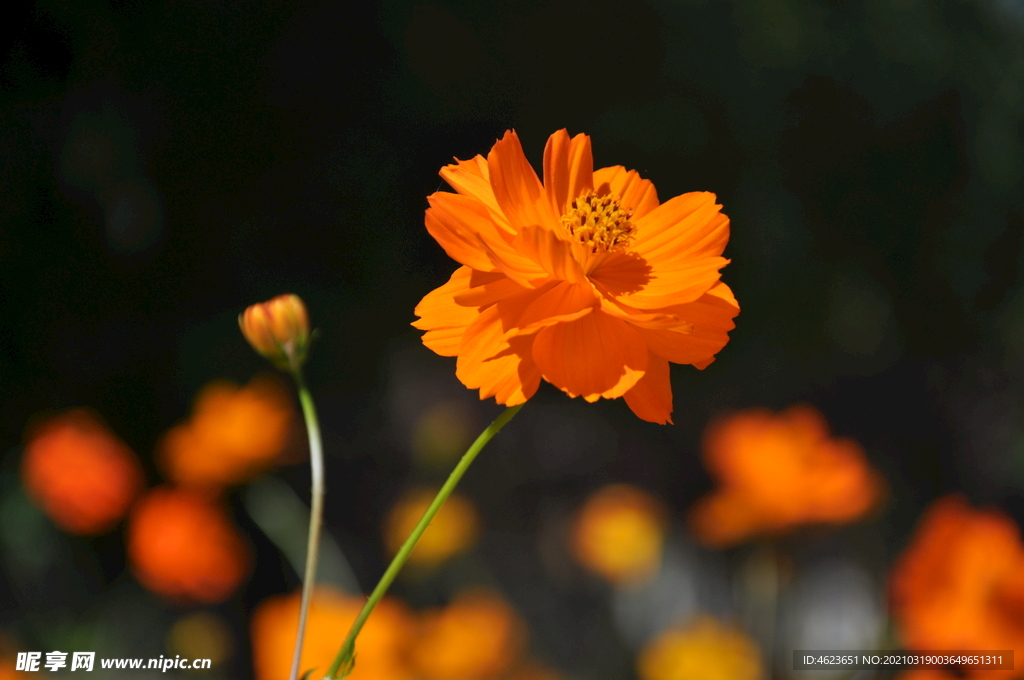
[561,191,636,253]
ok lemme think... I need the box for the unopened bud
[239,294,310,371]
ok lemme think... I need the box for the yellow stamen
[561,191,636,254]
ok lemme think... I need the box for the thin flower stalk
[289,369,324,680]
[325,404,524,680]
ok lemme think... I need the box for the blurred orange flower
[413,129,738,424]
[637,615,762,680]
[21,409,143,535]
[127,487,250,603]
[891,495,1024,677]
[411,589,525,680]
[689,405,883,546]
[252,586,415,680]
[158,377,294,490]
[572,484,668,584]
[384,488,480,568]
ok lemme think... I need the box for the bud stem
[288,370,325,680]
[324,403,525,680]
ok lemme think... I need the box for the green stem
[324,403,525,680]
[288,370,325,680]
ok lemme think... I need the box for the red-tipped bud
[239,294,310,371]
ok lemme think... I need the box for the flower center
[560,191,636,254]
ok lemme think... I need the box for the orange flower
[158,377,294,490]
[890,495,1024,677]
[689,405,883,546]
[239,294,310,371]
[412,130,738,424]
[411,589,525,680]
[572,484,668,584]
[127,487,250,603]
[637,615,762,680]
[384,488,480,568]
[21,409,143,535]
[252,586,415,680]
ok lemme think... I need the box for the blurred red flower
[689,405,884,546]
[891,495,1024,678]
[127,487,250,603]
[21,409,143,535]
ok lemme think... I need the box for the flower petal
[631,191,729,262]
[508,280,597,337]
[543,130,594,217]
[611,191,730,308]
[412,266,482,356]
[593,166,659,220]
[615,256,730,308]
[597,294,693,332]
[487,130,557,232]
[532,311,648,402]
[452,270,530,307]
[633,282,739,368]
[513,224,586,283]
[456,304,541,406]
[473,228,551,288]
[623,351,673,424]
[426,192,508,273]
[439,155,511,232]
[588,251,652,297]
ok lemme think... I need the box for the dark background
[3,0,1024,678]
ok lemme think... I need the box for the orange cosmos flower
[411,589,525,680]
[572,484,668,584]
[412,130,738,424]
[158,377,294,490]
[689,405,883,546]
[252,586,415,680]
[890,495,1024,677]
[127,487,250,603]
[21,409,143,535]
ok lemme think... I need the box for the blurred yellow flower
[252,586,415,680]
[411,589,525,680]
[158,376,294,490]
[572,484,668,584]
[384,488,480,568]
[689,405,883,547]
[638,616,762,680]
[21,409,143,535]
[167,611,233,667]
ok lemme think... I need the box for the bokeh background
[4,0,1024,678]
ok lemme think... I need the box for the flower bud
[239,294,310,371]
